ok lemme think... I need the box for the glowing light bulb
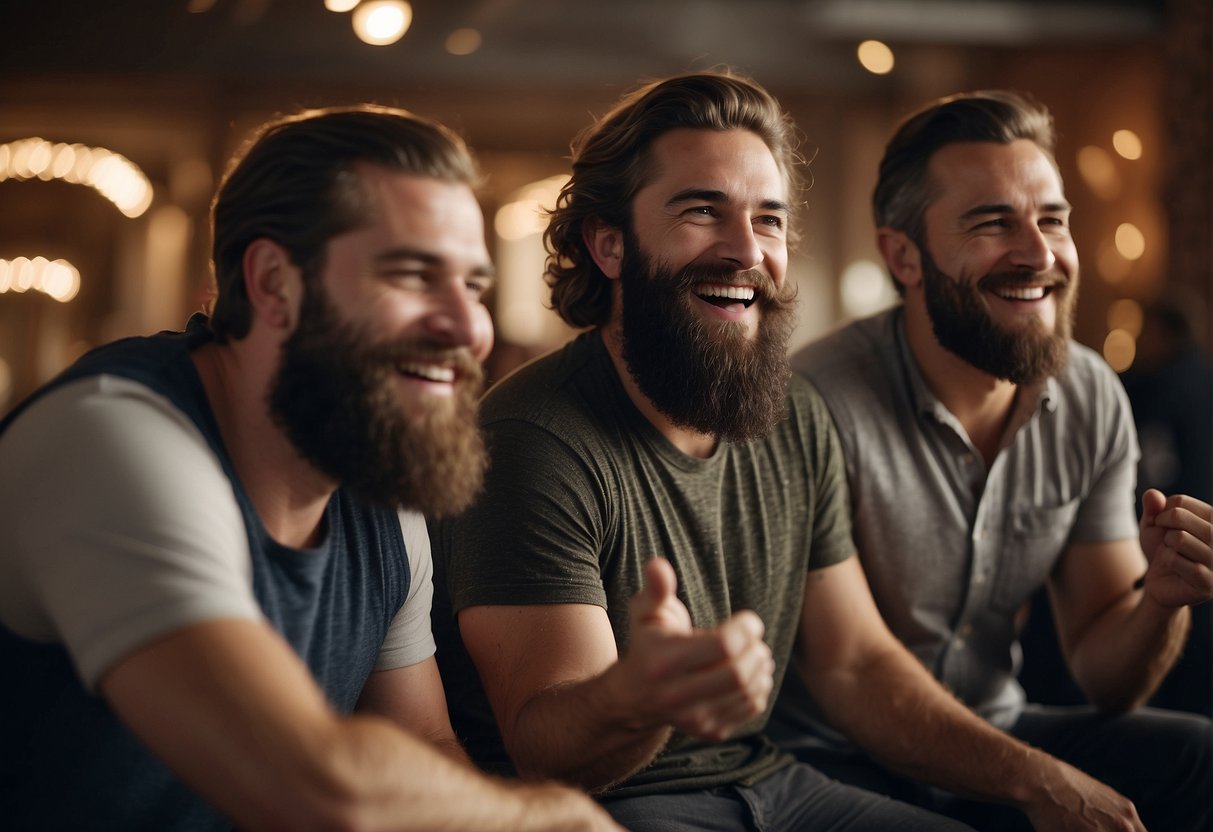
[857,40,894,75]
[352,0,411,46]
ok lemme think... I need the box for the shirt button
[953,638,966,650]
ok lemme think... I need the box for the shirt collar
[892,307,1059,430]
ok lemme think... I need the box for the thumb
[631,558,680,625]
[1141,488,1166,529]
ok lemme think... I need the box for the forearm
[1067,592,1190,711]
[318,712,613,832]
[808,646,1063,809]
[508,668,674,793]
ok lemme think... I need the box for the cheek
[471,304,494,363]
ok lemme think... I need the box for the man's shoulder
[480,332,609,431]
[1054,340,1127,405]
[791,309,898,390]
[789,310,901,425]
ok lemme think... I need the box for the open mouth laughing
[398,360,457,384]
[694,282,758,312]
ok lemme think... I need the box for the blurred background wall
[1,0,1207,404]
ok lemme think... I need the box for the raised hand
[1139,489,1213,609]
[615,558,775,741]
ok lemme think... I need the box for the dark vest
[0,315,411,831]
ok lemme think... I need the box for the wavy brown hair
[544,71,803,329]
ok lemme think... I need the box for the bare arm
[1051,490,1211,712]
[458,558,774,792]
[101,619,621,832]
[357,657,471,764]
[800,557,1143,832]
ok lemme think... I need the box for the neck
[902,300,1018,466]
[600,321,718,459]
[192,338,335,549]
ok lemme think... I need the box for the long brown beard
[269,284,487,516]
[618,231,798,443]
[920,242,1076,386]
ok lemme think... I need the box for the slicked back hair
[208,104,479,342]
[874,89,1056,247]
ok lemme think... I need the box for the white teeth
[696,284,756,301]
[399,363,455,383]
[996,286,1046,301]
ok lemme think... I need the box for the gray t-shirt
[771,307,1139,751]
[433,330,855,796]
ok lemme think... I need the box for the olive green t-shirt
[433,330,854,796]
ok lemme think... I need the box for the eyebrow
[373,247,496,278]
[959,201,1071,219]
[666,187,790,214]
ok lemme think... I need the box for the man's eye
[466,279,493,299]
[757,215,785,229]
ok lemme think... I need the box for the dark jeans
[793,705,1213,832]
[599,762,978,831]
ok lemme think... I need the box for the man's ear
[583,219,624,280]
[876,227,923,292]
[242,239,302,330]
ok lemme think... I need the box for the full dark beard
[920,244,1076,386]
[617,234,797,443]
[268,284,487,516]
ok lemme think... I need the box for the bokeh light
[857,40,895,75]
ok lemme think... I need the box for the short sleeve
[1069,359,1141,544]
[437,418,609,613]
[374,509,437,670]
[801,381,857,570]
[0,376,261,689]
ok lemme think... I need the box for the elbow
[1071,664,1152,715]
[510,746,619,795]
[1082,685,1148,715]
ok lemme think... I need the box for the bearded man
[432,73,1154,832]
[0,105,620,832]
[773,90,1213,831]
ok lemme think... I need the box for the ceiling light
[856,40,894,75]
[352,0,412,46]
[446,27,482,55]
[1112,129,1142,160]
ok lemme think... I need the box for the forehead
[925,139,1065,213]
[354,164,483,234]
[639,128,787,201]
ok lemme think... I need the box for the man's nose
[1007,223,1057,272]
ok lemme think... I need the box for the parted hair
[208,104,479,342]
[544,71,802,329]
[873,89,1056,243]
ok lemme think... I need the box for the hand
[615,558,775,741]
[1023,759,1144,832]
[1139,490,1213,609]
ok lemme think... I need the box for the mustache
[977,268,1070,293]
[365,340,484,383]
[669,263,796,306]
